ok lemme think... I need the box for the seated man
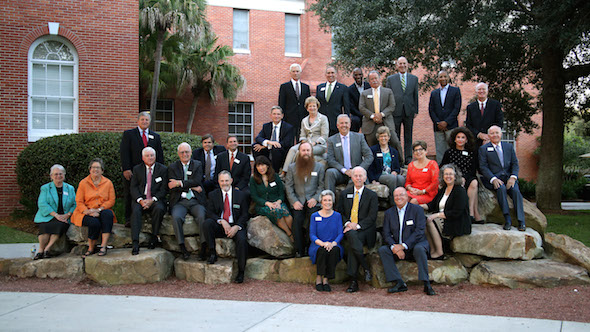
[214,135,251,195]
[192,134,226,195]
[130,147,168,255]
[325,114,373,193]
[378,187,435,295]
[479,125,525,231]
[168,142,206,260]
[284,142,325,258]
[252,106,295,172]
[201,171,249,283]
[337,167,378,293]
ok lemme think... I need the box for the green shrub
[562,176,588,200]
[518,178,536,200]
[16,132,201,216]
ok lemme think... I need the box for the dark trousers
[378,241,430,283]
[350,115,361,132]
[291,205,320,255]
[484,180,525,224]
[82,210,114,240]
[171,199,205,245]
[202,179,217,195]
[394,114,414,163]
[123,176,132,222]
[345,229,372,278]
[202,219,248,272]
[253,147,288,172]
[316,246,341,279]
[131,200,166,243]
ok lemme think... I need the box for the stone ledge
[175,258,237,284]
[8,254,83,279]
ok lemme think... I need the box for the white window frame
[28,35,79,142]
[501,122,516,149]
[228,102,254,155]
[233,9,250,54]
[285,14,301,57]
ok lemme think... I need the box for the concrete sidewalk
[0,292,588,331]
[0,243,36,259]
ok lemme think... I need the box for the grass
[545,211,590,246]
[0,225,37,244]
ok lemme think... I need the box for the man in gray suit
[285,142,325,257]
[359,71,403,160]
[325,114,374,193]
[386,57,419,164]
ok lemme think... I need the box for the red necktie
[480,103,484,116]
[142,130,148,147]
[230,153,235,171]
[223,193,231,221]
[146,167,152,200]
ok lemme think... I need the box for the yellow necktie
[351,190,360,223]
[373,88,380,114]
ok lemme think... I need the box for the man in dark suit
[378,187,435,295]
[278,63,311,141]
[428,71,462,163]
[316,66,350,136]
[465,82,504,146]
[347,68,370,132]
[214,135,251,195]
[201,171,250,283]
[191,134,226,195]
[337,167,378,293]
[252,106,295,172]
[120,111,164,227]
[168,142,206,260]
[129,146,168,255]
[325,114,373,193]
[479,125,525,231]
[386,57,419,164]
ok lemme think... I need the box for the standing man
[252,106,295,172]
[316,66,350,136]
[347,68,370,132]
[428,70,462,163]
[168,142,206,260]
[337,167,378,293]
[120,111,164,227]
[129,147,168,255]
[378,187,435,295]
[479,126,525,231]
[465,82,504,146]
[386,57,419,164]
[192,134,226,195]
[214,135,251,195]
[279,63,311,142]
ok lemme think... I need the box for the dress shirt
[219,189,234,225]
[263,121,282,148]
[139,164,158,202]
[399,72,407,84]
[138,127,150,137]
[355,83,364,94]
[291,79,301,96]
[340,133,352,173]
[440,84,449,106]
[204,149,216,179]
[345,186,365,229]
[325,81,337,99]
[181,162,194,199]
[393,203,408,250]
[478,98,488,111]
[489,142,517,184]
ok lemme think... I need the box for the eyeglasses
[413,148,425,153]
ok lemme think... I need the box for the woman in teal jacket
[33,164,76,259]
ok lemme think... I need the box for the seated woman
[282,96,329,171]
[71,158,117,257]
[367,126,405,201]
[441,127,482,223]
[405,141,439,204]
[33,164,76,260]
[309,190,343,292]
[250,156,294,241]
[420,164,472,259]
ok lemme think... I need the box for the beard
[295,154,315,181]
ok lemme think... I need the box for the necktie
[351,190,360,224]
[342,136,351,170]
[230,152,235,171]
[295,82,300,99]
[271,125,278,141]
[495,145,504,167]
[373,88,380,113]
[205,151,212,181]
[326,83,333,102]
[401,75,406,92]
[142,130,148,147]
[184,164,193,200]
[480,102,485,116]
[223,193,231,222]
[146,167,152,200]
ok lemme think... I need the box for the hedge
[16,132,202,216]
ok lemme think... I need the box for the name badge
[336,143,342,147]
[214,155,218,159]
[186,171,192,175]
[233,159,240,164]
[368,95,374,99]
[406,220,414,226]
[347,194,353,199]
[487,147,494,152]
[63,192,69,196]
[233,204,240,209]
[148,135,154,139]
[320,87,326,91]
[269,181,277,187]
[376,153,383,157]
[155,177,162,183]
[462,151,469,156]
[422,168,428,172]
[315,216,322,221]
[311,171,318,176]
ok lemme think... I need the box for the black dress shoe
[182,251,191,260]
[518,223,526,231]
[207,253,217,264]
[364,270,372,282]
[475,219,485,224]
[295,252,302,258]
[346,280,359,293]
[316,283,324,292]
[387,282,408,293]
[503,222,511,230]
[198,243,208,261]
[131,245,140,256]
[424,285,436,296]
[323,284,332,292]
[234,271,244,284]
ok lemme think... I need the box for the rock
[453,253,484,268]
[66,224,87,243]
[174,258,237,284]
[376,210,385,229]
[84,248,174,285]
[450,224,544,260]
[161,235,199,253]
[276,257,348,284]
[470,259,590,288]
[0,258,28,276]
[8,254,83,279]
[216,238,236,258]
[67,223,149,248]
[544,232,590,272]
[142,214,199,237]
[365,183,389,199]
[47,235,70,255]
[247,216,295,258]
[245,257,280,281]
[70,245,88,255]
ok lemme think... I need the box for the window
[148,100,174,132]
[28,36,78,141]
[228,102,253,155]
[285,14,300,56]
[233,9,249,52]
[501,124,516,148]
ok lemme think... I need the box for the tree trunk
[186,91,199,133]
[149,30,166,115]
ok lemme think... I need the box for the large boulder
[67,224,150,248]
[174,258,237,284]
[450,224,544,260]
[365,183,389,199]
[84,248,174,285]
[453,253,484,268]
[142,214,199,237]
[544,232,590,272]
[216,238,236,258]
[161,235,199,253]
[247,216,294,258]
[8,254,83,279]
[245,258,280,281]
[470,259,590,288]
[46,235,70,256]
[277,257,347,284]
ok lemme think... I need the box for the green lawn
[546,211,590,246]
[0,225,37,244]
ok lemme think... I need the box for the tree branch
[513,0,535,18]
[564,63,590,82]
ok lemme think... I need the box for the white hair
[336,114,350,122]
[475,82,488,91]
[177,142,191,152]
[138,111,151,120]
[50,164,65,175]
[142,146,156,157]
[290,63,301,71]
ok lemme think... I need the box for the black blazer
[192,145,226,181]
[367,144,402,183]
[254,121,295,151]
[168,160,206,207]
[426,185,471,236]
[206,188,249,229]
[120,128,164,172]
[465,98,504,145]
[347,82,371,124]
[337,187,378,248]
[428,85,462,131]
[382,203,426,250]
[278,81,311,130]
[316,82,350,133]
[479,141,519,190]
[214,150,251,191]
[130,162,168,202]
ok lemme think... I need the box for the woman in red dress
[405,140,439,205]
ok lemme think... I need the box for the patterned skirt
[255,203,291,224]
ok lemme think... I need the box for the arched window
[28,36,78,141]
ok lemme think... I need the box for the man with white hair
[279,63,311,141]
[465,82,504,146]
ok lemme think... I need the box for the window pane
[47,114,60,129]
[33,114,45,129]
[61,81,74,97]
[62,66,73,80]
[233,10,249,50]
[61,115,73,129]
[47,65,59,80]
[61,100,74,114]
[32,99,45,113]
[33,64,45,79]
[47,82,60,96]
[33,79,45,95]
[47,100,59,113]
[285,14,300,54]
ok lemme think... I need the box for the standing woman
[405,141,439,204]
[33,164,76,259]
[72,158,117,257]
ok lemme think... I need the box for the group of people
[33,59,527,294]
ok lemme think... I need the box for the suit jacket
[191,145,226,181]
[465,98,504,144]
[337,187,378,247]
[284,161,325,206]
[168,159,206,207]
[34,182,76,223]
[206,188,249,230]
[348,82,371,125]
[426,185,471,236]
[254,121,295,151]
[428,85,462,131]
[382,202,427,250]
[386,73,419,117]
[367,144,402,182]
[130,162,168,203]
[316,82,350,133]
[359,87,396,134]
[214,150,251,191]
[478,141,519,190]
[120,128,164,172]
[278,80,311,130]
[326,132,374,171]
